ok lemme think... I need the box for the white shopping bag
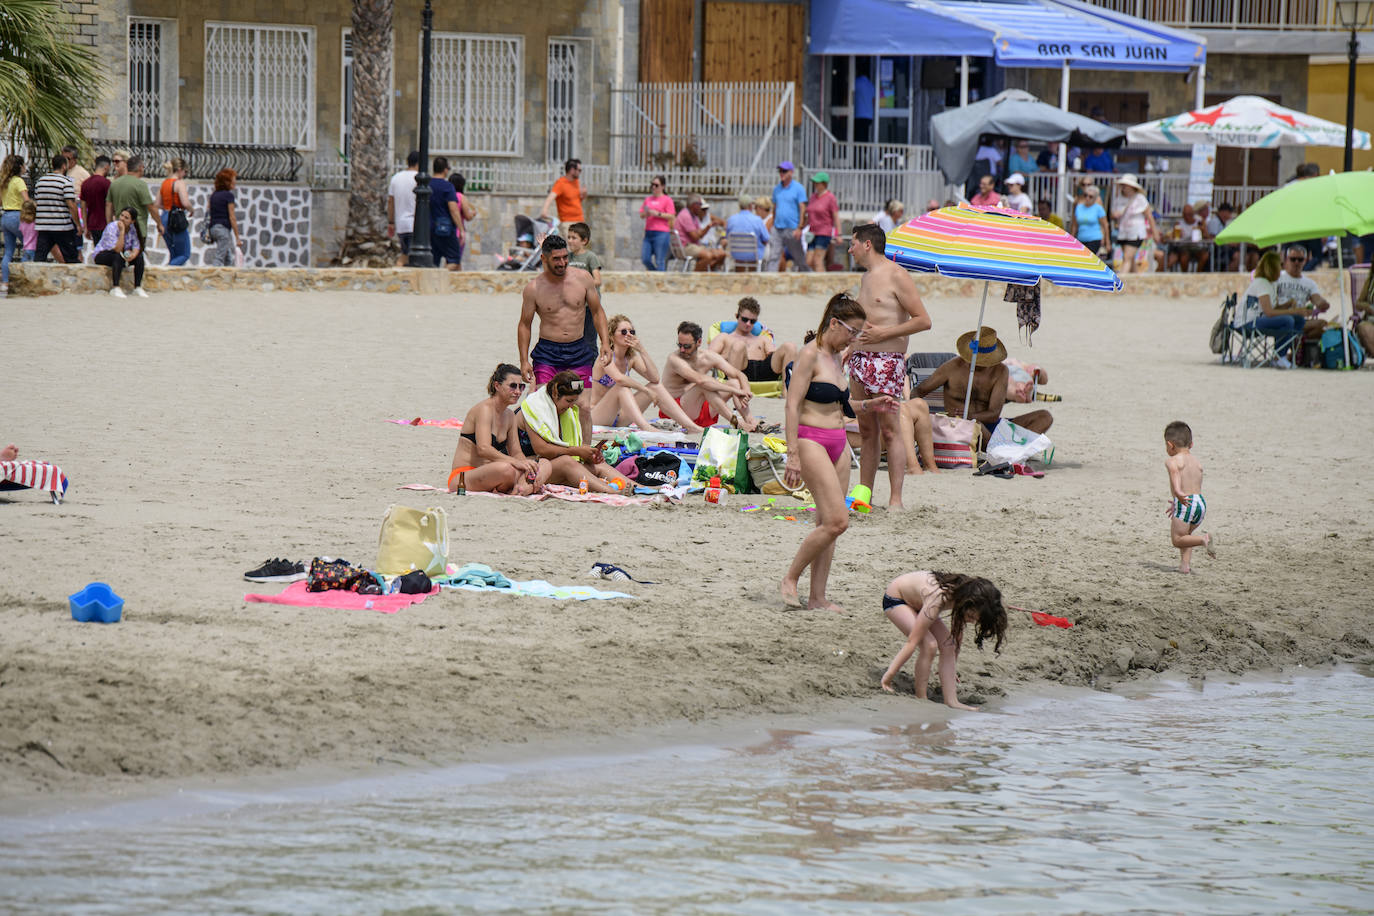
[985,421,1053,466]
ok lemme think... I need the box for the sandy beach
[2,283,1371,807]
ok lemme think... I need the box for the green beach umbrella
[1216,171,1374,367]
[1215,172,1374,248]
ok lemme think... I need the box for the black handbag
[167,206,189,235]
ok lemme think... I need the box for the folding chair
[668,232,696,272]
[905,352,957,411]
[726,232,762,272]
[1222,292,1298,368]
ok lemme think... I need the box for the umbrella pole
[1338,235,1351,368]
[964,280,990,419]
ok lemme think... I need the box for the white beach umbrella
[1126,95,1371,150]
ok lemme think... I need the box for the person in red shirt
[79,154,112,246]
[805,171,838,272]
[970,174,1001,208]
[538,158,586,230]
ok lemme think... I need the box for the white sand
[1,286,1370,804]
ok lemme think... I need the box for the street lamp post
[408,0,436,268]
[1335,0,1372,174]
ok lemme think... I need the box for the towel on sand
[400,483,662,507]
[245,580,438,614]
[436,563,631,600]
[520,386,582,447]
[1,460,68,497]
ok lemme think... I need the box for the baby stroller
[495,215,555,270]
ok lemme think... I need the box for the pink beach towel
[400,482,659,506]
[244,580,439,614]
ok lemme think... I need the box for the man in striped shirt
[34,154,82,264]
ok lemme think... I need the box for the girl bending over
[880,571,1006,710]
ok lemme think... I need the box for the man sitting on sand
[848,223,933,510]
[662,321,760,431]
[517,234,611,446]
[914,327,1052,444]
[708,296,797,386]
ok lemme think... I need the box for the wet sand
[2,285,1371,806]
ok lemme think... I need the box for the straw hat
[1115,173,1144,191]
[955,327,1008,367]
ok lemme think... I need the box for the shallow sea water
[1,670,1370,915]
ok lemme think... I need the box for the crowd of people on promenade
[0,147,246,298]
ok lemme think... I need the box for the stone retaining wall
[10,262,1347,301]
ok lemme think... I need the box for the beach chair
[706,321,784,397]
[906,352,957,412]
[667,232,696,272]
[726,232,762,272]
[1219,292,1296,368]
[1,460,68,505]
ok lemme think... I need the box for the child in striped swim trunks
[1164,420,1217,574]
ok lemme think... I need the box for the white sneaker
[132,287,149,298]
[1274,356,1294,370]
[110,287,127,299]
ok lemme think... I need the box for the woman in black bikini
[781,292,899,611]
[451,364,547,494]
[589,314,704,433]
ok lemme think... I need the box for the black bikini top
[460,431,504,452]
[804,381,856,418]
[785,361,855,418]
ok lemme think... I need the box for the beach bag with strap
[746,437,807,497]
[167,206,188,235]
[985,420,1054,466]
[1320,327,1366,370]
[930,414,979,469]
[376,504,449,577]
[692,427,751,492]
[633,451,684,487]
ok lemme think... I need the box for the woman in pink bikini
[780,292,898,611]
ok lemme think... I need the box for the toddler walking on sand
[880,571,1007,710]
[1164,420,1217,574]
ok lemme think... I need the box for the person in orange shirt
[538,158,587,231]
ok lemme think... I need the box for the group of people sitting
[451,229,1054,498]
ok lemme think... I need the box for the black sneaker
[244,558,307,582]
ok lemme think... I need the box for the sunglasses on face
[1287,255,1304,262]
[618,328,636,335]
[506,381,527,391]
[736,315,756,324]
[835,318,861,338]
[677,342,694,351]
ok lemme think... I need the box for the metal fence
[610,81,796,195]
[1078,0,1337,28]
[91,139,304,183]
[799,106,946,214]
[1023,171,1279,219]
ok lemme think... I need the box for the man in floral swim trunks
[848,224,932,509]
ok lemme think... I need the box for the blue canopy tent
[810,0,1207,197]
[810,0,1206,72]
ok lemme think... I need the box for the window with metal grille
[430,33,523,157]
[204,22,315,149]
[128,19,166,142]
[546,39,579,163]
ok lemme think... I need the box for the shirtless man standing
[662,321,761,431]
[847,223,932,509]
[517,234,611,445]
[708,296,798,385]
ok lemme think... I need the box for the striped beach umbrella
[885,203,1123,291]
[884,203,1121,417]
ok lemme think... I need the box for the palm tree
[338,0,395,266]
[0,0,106,153]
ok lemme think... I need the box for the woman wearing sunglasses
[451,363,548,494]
[781,293,899,611]
[590,314,706,434]
[639,175,675,271]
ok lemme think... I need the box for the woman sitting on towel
[517,370,633,493]
[451,363,549,495]
[591,314,705,434]
[781,292,899,611]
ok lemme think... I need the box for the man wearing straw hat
[914,328,1053,445]
[848,223,932,510]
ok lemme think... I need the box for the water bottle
[579,475,589,495]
